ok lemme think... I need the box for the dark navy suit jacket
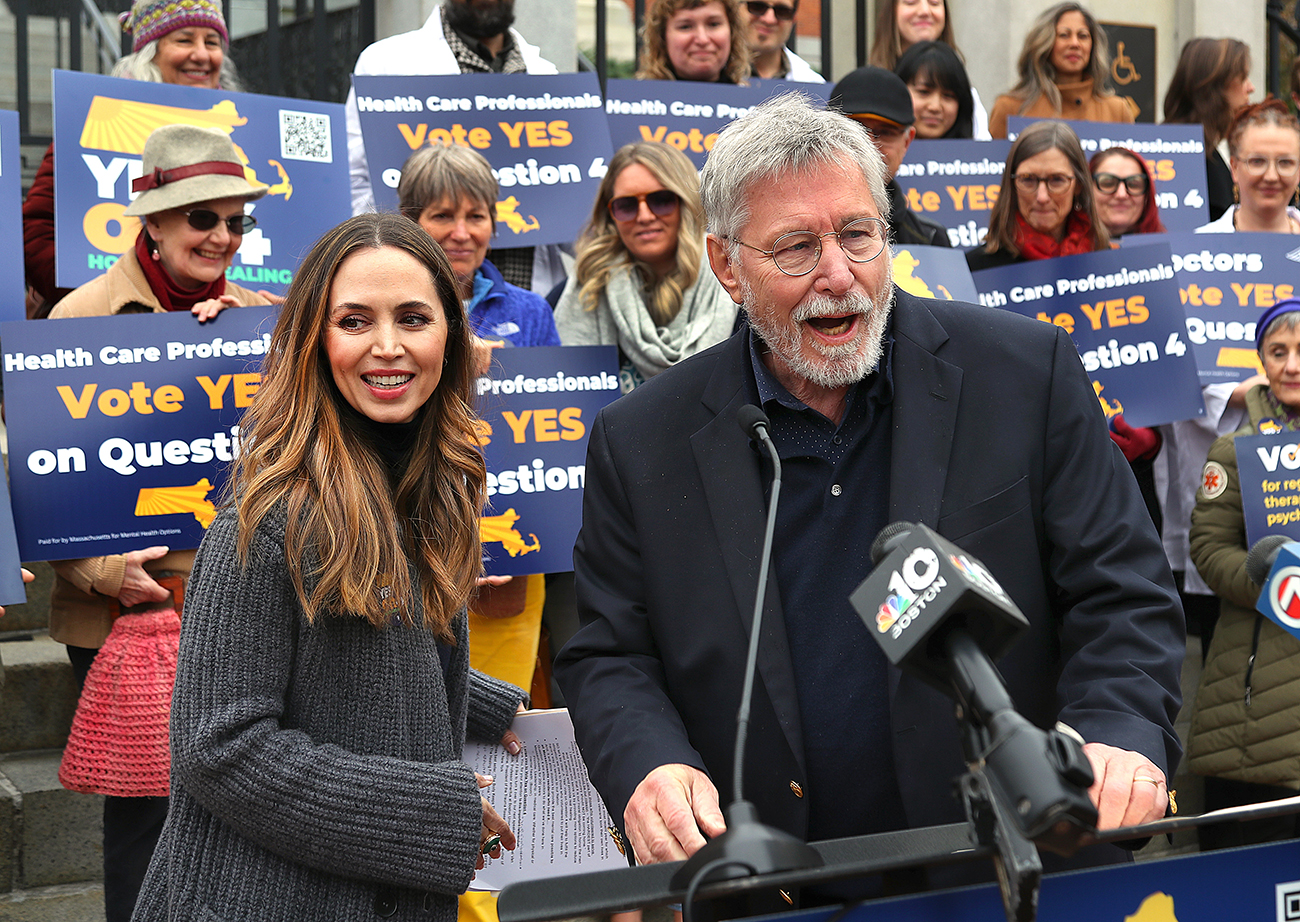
[555,287,1184,868]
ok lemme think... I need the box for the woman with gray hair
[398,143,558,349]
[22,0,241,314]
[987,2,1135,139]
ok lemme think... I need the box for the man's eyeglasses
[183,208,257,235]
[607,189,681,223]
[727,217,887,277]
[1012,173,1074,195]
[1240,155,1300,178]
[744,0,796,21]
[1092,172,1148,195]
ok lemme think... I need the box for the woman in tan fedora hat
[47,122,270,922]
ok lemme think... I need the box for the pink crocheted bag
[58,607,180,797]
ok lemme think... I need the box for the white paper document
[465,708,629,890]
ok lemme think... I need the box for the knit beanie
[121,0,229,52]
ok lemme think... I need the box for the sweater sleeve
[50,555,127,598]
[169,508,484,895]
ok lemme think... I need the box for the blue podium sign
[475,346,620,576]
[604,79,829,170]
[1007,117,1209,232]
[2,308,276,560]
[353,73,611,248]
[894,139,1012,249]
[0,109,23,323]
[53,70,349,294]
[1123,231,1300,385]
[971,244,1203,427]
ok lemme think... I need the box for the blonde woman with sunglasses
[554,142,736,393]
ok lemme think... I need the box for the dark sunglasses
[744,0,796,20]
[607,189,681,223]
[183,208,257,235]
[1092,172,1148,195]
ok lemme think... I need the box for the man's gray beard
[443,0,515,39]
[742,268,893,389]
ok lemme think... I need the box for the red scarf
[1013,210,1096,261]
[134,231,226,312]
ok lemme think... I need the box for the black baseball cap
[829,66,915,127]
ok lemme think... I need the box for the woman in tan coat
[48,122,269,922]
[988,2,1135,139]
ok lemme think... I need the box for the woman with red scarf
[967,119,1160,525]
[46,122,268,922]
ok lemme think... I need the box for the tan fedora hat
[123,124,267,217]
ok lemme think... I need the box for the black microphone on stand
[669,405,822,901]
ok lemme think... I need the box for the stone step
[0,749,103,893]
[0,633,77,754]
[0,881,105,921]
[2,562,54,635]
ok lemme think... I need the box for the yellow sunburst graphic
[79,96,247,154]
[134,479,216,528]
[1125,891,1178,922]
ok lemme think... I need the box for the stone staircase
[0,562,107,922]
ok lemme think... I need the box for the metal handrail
[81,0,122,70]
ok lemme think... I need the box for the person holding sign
[132,212,527,922]
[967,122,1162,524]
[637,0,751,84]
[554,142,736,393]
[1187,299,1300,850]
[44,124,270,922]
[1195,101,1300,235]
[1163,38,1255,224]
[1088,147,1166,238]
[22,0,241,316]
[987,2,1136,140]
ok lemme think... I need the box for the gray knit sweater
[131,504,526,922]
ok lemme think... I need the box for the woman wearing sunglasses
[1088,147,1166,238]
[44,123,268,922]
[555,142,735,393]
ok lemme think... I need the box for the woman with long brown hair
[132,213,526,921]
[637,0,751,84]
[1163,37,1254,223]
[988,2,1135,139]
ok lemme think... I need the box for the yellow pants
[460,573,545,922]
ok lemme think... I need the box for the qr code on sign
[1278,880,1300,921]
[279,110,332,163]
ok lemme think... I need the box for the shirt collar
[746,319,895,417]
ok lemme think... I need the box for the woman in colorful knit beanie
[22,0,240,314]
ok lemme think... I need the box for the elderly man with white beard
[555,93,1185,904]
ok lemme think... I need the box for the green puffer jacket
[1187,384,1300,788]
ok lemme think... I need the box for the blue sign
[0,471,27,606]
[1123,231,1300,385]
[0,110,23,323]
[53,70,349,294]
[353,73,612,248]
[1007,117,1209,232]
[604,79,829,170]
[1236,432,1300,550]
[889,243,979,304]
[475,346,620,576]
[2,307,276,561]
[775,838,1300,921]
[971,244,1203,428]
[894,139,1012,250]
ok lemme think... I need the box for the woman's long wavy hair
[1162,38,1251,151]
[982,120,1110,257]
[231,213,483,641]
[573,142,707,325]
[868,0,960,70]
[1005,2,1114,116]
[112,37,243,91]
[637,0,750,85]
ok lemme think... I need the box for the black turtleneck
[340,402,420,482]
